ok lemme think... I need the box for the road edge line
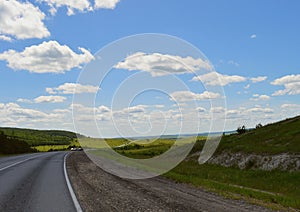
[64,152,83,212]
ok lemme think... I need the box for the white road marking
[64,153,83,212]
[0,154,42,172]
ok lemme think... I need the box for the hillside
[217,115,300,154]
[198,115,300,172]
[0,132,35,154]
[0,127,80,146]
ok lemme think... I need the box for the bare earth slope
[67,152,273,212]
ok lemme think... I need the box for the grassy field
[107,115,300,210]
[110,137,300,210]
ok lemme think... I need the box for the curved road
[0,152,77,212]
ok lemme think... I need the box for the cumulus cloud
[1,102,47,120]
[0,40,94,73]
[46,83,100,94]
[225,109,242,119]
[114,52,213,77]
[94,0,120,9]
[39,0,92,16]
[250,34,257,39]
[0,102,73,129]
[247,107,273,114]
[250,94,270,101]
[0,35,12,42]
[34,95,66,103]
[170,91,221,102]
[98,105,111,113]
[40,0,120,15]
[0,0,50,40]
[271,74,300,96]
[196,107,206,112]
[17,98,32,103]
[192,72,246,86]
[250,76,267,83]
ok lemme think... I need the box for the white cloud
[281,103,300,110]
[244,84,250,89]
[228,60,239,67]
[34,95,66,103]
[0,0,50,40]
[170,91,221,102]
[0,102,73,129]
[40,0,120,15]
[192,72,246,86]
[250,94,270,101]
[94,0,120,9]
[247,107,273,114]
[113,105,147,118]
[250,76,267,83]
[250,34,257,39]
[0,35,12,42]
[17,98,32,103]
[196,107,206,112]
[226,109,242,119]
[98,105,111,113]
[271,74,300,96]
[0,40,94,73]
[210,107,225,113]
[46,83,100,94]
[39,0,92,16]
[114,52,213,77]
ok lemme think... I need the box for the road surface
[0,152,77,212]
[67,152,273,212]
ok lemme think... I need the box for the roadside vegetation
[0,131,36,154]
[109,115,300,210]
[0,127,82,153]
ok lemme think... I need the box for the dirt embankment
[207,152,300,171]
[67,152,273,212]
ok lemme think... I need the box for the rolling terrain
[76,115,300,210]
[0,127,82,153]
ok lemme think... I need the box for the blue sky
[0,0,299,137]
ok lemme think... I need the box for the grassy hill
[0,132,36,154]
[0,127,83,152]
[216,115,300,154]
[102,115,300,210]
[0,127,79,146]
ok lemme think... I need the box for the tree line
[0,131,36,154]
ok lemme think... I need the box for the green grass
[0,127,83,153]
[114,139,175,158]
[100,136,300,210]
[164,161,300,210]
[0,127,79,146]
[217,115,300,154]
[105,115,300,210]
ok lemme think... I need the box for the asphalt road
[0,152,77,212]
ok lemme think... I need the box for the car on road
[71,147,83,151]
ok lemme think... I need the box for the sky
[0,0,299,137]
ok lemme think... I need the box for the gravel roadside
[66,152,274,212]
